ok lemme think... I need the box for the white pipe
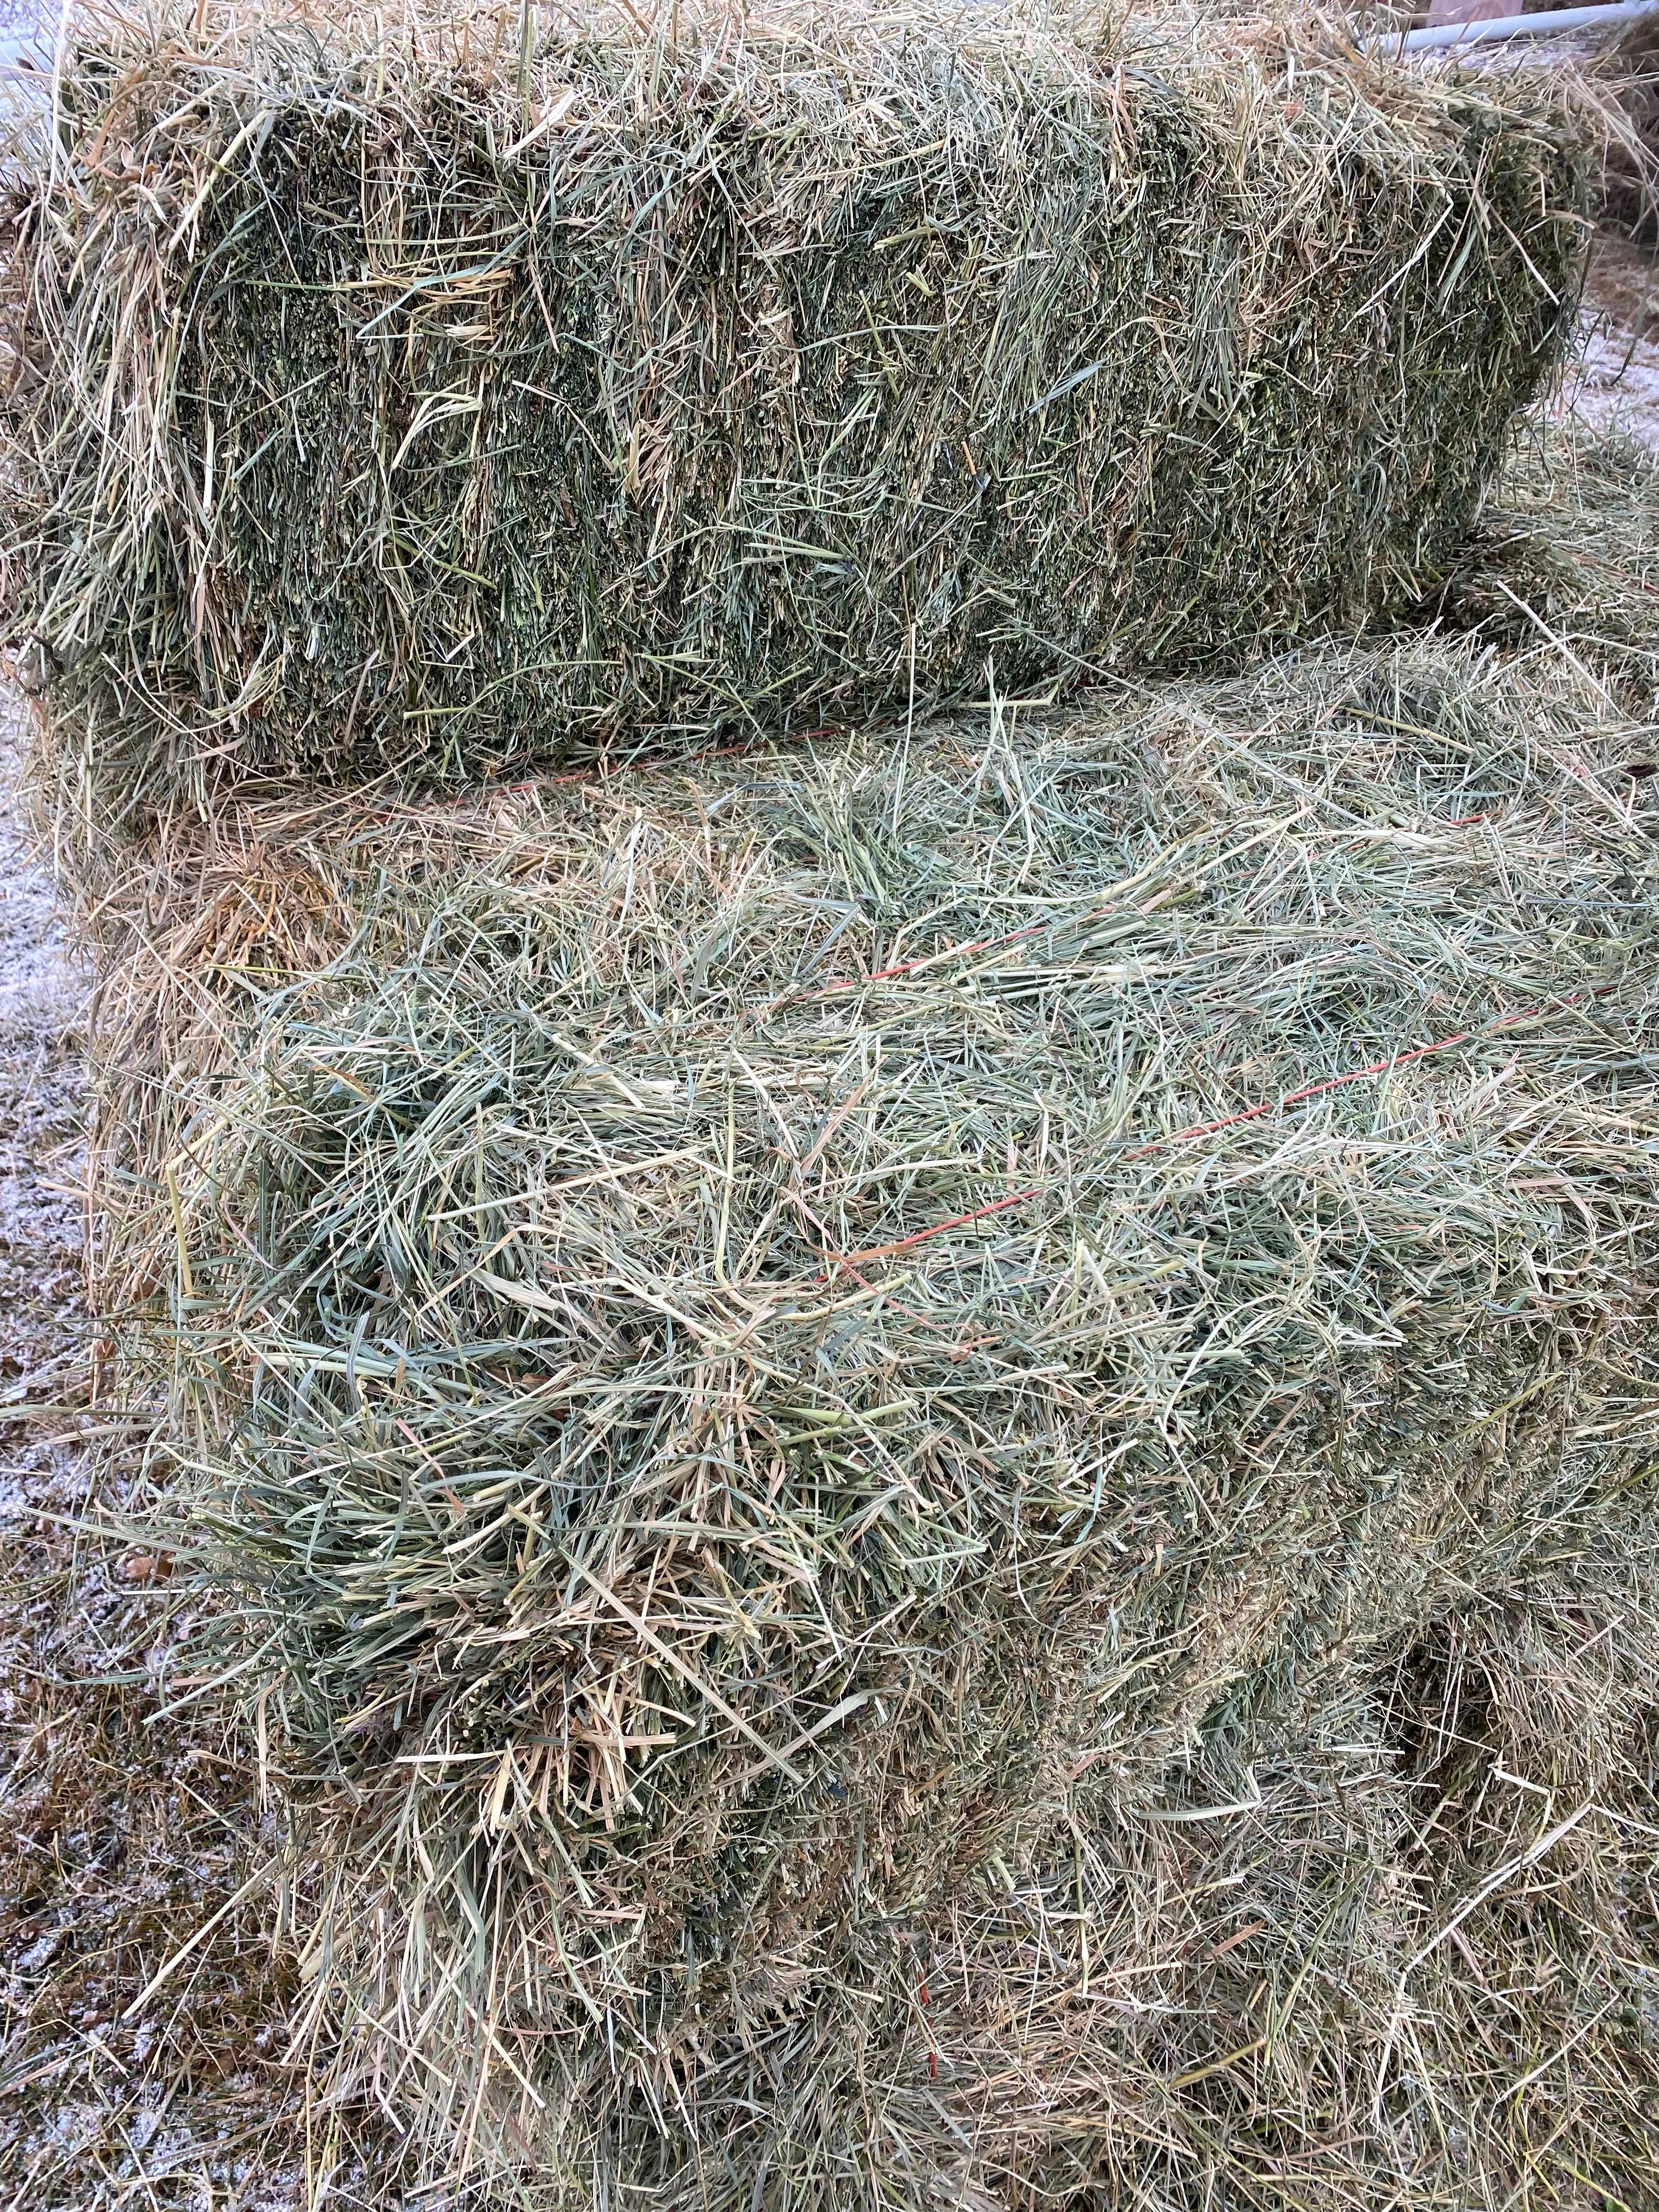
[1374,0,1659,53]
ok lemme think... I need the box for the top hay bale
[4,2,1587,804]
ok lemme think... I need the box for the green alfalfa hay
[101,487,1659,2200]
[4,0,1588,815]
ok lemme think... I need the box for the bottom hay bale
[75,436,1659,2205]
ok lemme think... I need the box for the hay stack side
[77,436,1659,2204]
[4,1,1587,813]
[1598,9,1659,235]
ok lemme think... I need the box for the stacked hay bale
[9,4,1659,2208]
[66,437,1659,2205]
[5,0,1585,820]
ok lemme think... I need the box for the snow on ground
[1561,235,1659,448]
[1562,320,1659,447]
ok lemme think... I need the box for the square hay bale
[92,443,1659,2199]
[4,2,1588,809]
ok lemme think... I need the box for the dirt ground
[1,237,1656,2207]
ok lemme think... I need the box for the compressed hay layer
[5,2,1588,804]
[93,438,1659,2206]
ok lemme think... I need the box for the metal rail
[1375,0,1659,53]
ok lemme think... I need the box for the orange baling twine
[819,986,1615,1279]
[1123,994,1602,1158]
[380,754,1606,1274]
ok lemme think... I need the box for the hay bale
[4,2,1588,810]
[1594,10,1659,236]
[99,446,1659,2200]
